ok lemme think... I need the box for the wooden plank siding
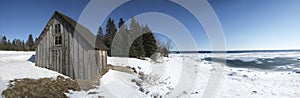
[36,12,107,80]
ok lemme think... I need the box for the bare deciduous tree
[165,39,173,53]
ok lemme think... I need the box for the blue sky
[0,0,300,50]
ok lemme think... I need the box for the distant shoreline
[170,49,300,54]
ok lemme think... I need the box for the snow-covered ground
[0,51,300,98]
[0,51,64,98]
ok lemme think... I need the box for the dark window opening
[55,36,62,46]
[55,24,61,33]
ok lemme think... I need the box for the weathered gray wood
[54,50,57,71]
[36,12,107,80]
[82,49,89,79]
[73,37,79,79]
[45,29,49,68]
[42,39,45,68]
[69,32,74,79]
[91,50,95,79]
[87,50,91,80]
[61,50,63,74]
[64,27,69,76]
[78,41,83,80]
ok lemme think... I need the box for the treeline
[97,17,168,58]
[0,34,36,51]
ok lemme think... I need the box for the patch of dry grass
[1,76,80,98]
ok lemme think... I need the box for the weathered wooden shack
[36,11,108,80]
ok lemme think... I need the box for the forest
[0,17,170,58]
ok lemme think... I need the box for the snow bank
[108,57,152,74]
[0,51,63,80]
[99,70,147,98]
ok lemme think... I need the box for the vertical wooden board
[40,40,42,67]
[73,38,79,80]
[89,50,92,80]
[83,49,88,80]
[94,51,98,76]
[45,30,49,68]
[60,50,63,74]
[59,50,61,73]
[58,50,61,73]
[52,50,55,70]
[49,50,52,70]
[97,50,103,72]
[61,26,66,75]
[42,39,45,68]
[64,28,69,77]
[52,50,54,70]
[52,43,54,70]
[78,43,83,80]
[36,45,39,67]
[69,33,74,79]
[85,49,89,80]
[56,50,59,72]
[89,50,93,79]
[43,45,45,68]
[40,41,42,66]
[35,46,38,66]
[98,51,102,73]
[36,46,39,67]
[47,28,51,68]
[53,50,57,71]
[73,37,78,79]
[91,50,95,76]
[40,45,42,67]
[49,26,53,70]
[44,39,47,68]
[82,49,86,80]
[35,47,38,66]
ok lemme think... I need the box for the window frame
[55,24,61,33]
[54,35,62,46]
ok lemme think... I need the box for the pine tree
[129,17,145,58]
[34,38,38,50]
[142,25,158,57]
[96,26,104,41]
[1,36,7,50]
[118,18,125,28]
[104,18,117,56]
[6,40,11,50]
[26,34,35,51]
[111,18,131,57]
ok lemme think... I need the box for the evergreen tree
[118,18,125,28]
[113,23,131,57]
[100,17,161,58]
[26,34,35,51]
[34,38,38,50]
[129,17,145,58]
[1,36,7,50]
[104,18,117,56]
[96,26,104,41]
[142,25,158,57]
[111,18,130,57]
[6,40,11,50]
